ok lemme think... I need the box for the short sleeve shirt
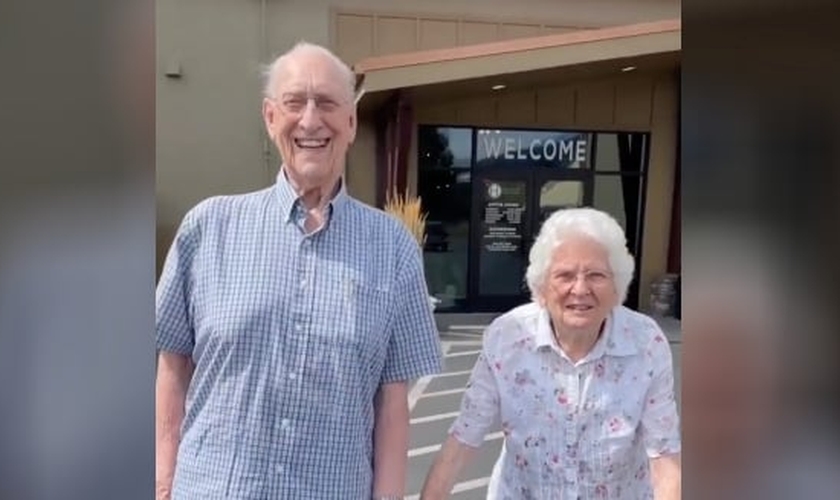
[450,303,680,499]
[155,172,443,499]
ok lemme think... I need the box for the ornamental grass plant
[383,188,427,248]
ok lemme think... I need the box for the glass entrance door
[469,170,593,311]
[531,170,593,236]
[468,171,533,311]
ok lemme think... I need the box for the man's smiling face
[263,49,356,189]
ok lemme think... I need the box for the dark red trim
[394,94,413,195]
[667,72,681,273]
[374,91,414,207]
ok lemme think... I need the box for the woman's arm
[420,436,479,500]
[420,332,502,499]
[651,453,681,500]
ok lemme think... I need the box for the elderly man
[155,42,442,500]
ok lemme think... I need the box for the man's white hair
[262,41,355,102]
[525,207,635,304]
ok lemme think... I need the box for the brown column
[667,155,681,273]
[374,90,414,207]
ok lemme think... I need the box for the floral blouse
[450,303,681,499]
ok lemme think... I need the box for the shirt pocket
[323,276,390,345]
[349,277,391,339]
[310,276,391,386]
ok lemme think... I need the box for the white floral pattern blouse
[450,303,681,500]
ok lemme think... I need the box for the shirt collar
[533,306,638,360]
[275,167,349,224]
[534,307,557,350]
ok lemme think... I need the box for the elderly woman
[421,208,681,499]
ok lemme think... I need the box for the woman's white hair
[261,41,355,102]
[525,207,635,304]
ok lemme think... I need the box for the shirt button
[281,418,291,429]
[299,279,307,288]
[276,464,284,474]
[288,372,297,380]
[294,323,302,331]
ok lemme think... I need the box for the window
[592,132,648,309]
[417,127,472,309]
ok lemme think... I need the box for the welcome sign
[476,129,590,169]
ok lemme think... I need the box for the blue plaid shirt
[156,171,443,499]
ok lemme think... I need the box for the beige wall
[157,0,264,274]
[266,0,678,74]
[331,0,679,65]
[156,0,678,274]
[334,12,595,65]
[641,72,679,311]
[346,121,378,206]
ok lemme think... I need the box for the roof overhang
[354,19,680,110]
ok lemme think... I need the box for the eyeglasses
[550,269,613,288]
[272,93,346,115]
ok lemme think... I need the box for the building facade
[157,0,681,313]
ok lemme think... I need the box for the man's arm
[155,351,193,500]
[371,381,410,498]
[651,453,681,500]
[420,436,478,500]
[369,230,442,498]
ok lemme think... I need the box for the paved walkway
[404,321,682,499]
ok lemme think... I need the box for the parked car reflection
[424,221,449,252]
